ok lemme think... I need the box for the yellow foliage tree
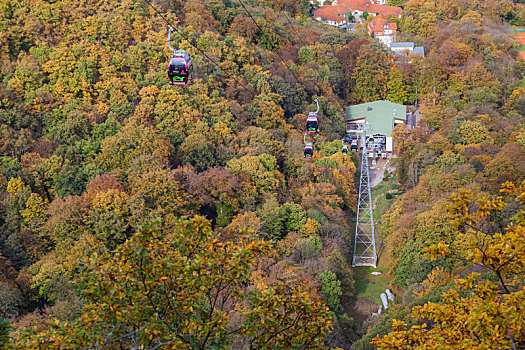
[374,181,525,349]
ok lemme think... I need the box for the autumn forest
[0,0,524,348]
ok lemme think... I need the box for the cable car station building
[346,100,408,157]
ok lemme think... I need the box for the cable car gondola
[342,144,348,155]
[306,113,318,133]
[350,140,358,152]
[168,50,192,85]
[304,142,313,158]
[305,99,320,133]
[167,28,192,86]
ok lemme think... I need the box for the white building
[389,42,425,57]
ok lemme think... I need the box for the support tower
[351,127,377,267]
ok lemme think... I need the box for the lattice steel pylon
[352,127,377,267]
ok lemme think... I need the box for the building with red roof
[367,15,397,45]
[313,0,402,30]
[365,3,402,18]
[313,4,348,26]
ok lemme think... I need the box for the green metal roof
[346,100,406,137]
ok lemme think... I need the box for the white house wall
[378,35,394,46]
[386,137,393,153]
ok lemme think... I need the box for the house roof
[365,3,402,17]
[390,44,425,57]
[314,5,347,22]
[314,0,402,24]
[340,0,370,11]
[390,42,415,48]
[368,16,397,34]
[346,100,406,136]
[413,46,425,57]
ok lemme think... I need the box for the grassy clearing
[353,266,390,300]
[371,179,401,222]
[347,176,400,325]
[352,179,398,302]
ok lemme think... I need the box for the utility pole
[345,6,349,31]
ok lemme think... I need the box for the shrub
[318,271,343,315]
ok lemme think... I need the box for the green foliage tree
[318,271,343,315]
[178,133,218,172]
[255,19,281,51]
[0,282,22,319]
[53,164,87,198]
[299,46,314,64]
[227,154,282,196]
[13,217,333,349]
[96,122,173,173]
[0,319,9,349]
[260,199,307,240]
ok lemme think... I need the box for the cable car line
[235,0,326,160]
[282,6,301,39]
[142,0,224,73]
[233,0,335,160]
[283,12,301,44]
[236,0,302,85]
[141,0,286,117]
[142,0,323,159]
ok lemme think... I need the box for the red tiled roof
[337,0,402,17]
[519,51,525,61]
[338,0,369,11]
[517,32,525,46]
[367,16,397,35]
[314,4,347,22]
[365,3,402,17]
[314,0,402,24]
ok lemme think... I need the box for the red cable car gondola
[168,50,192,85]
[350,140,358,152]
[306,112,318,133]
[167,28,192,86]
[304,142,313,158]
[305,99,320,133]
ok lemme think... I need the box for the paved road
[369,158,395,188]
